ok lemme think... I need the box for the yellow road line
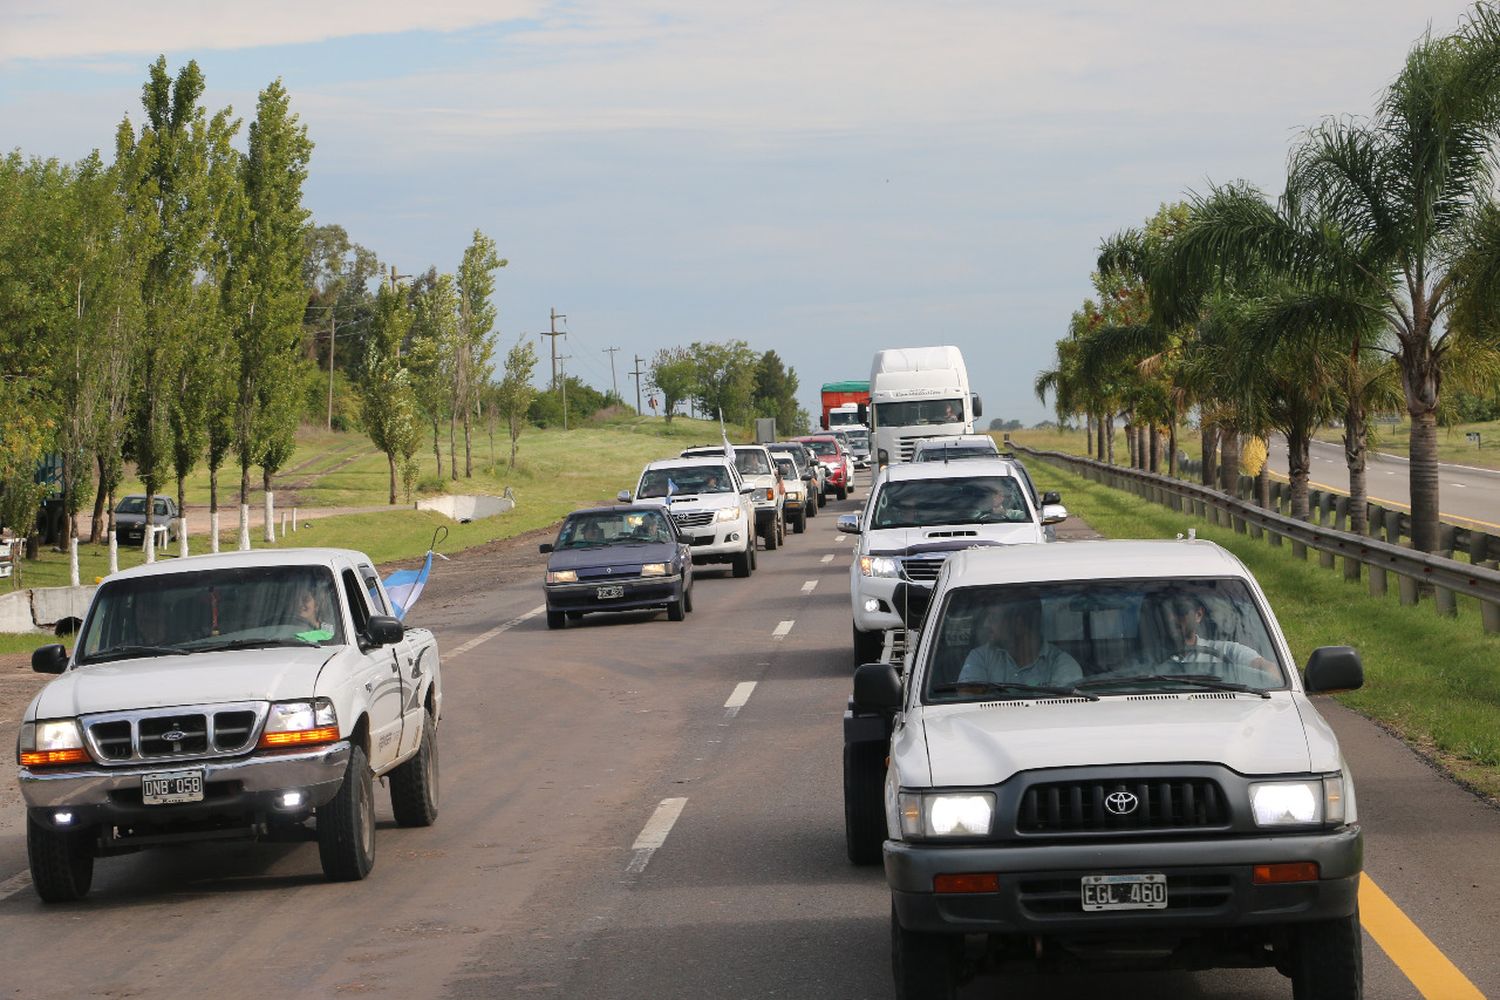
[1264,471,1500,533]
[1360,873,1486,999]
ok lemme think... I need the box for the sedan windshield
[922,579,1286,703]
[76,566,345,662]
[115,497,149,515]
[557,510,674,548]
[870,476,1031,528]
[638,465,733,498]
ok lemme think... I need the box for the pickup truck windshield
[734,450,772,476]
[913,445,996,462]
[557,510,674,547]
[922,579,1286,702]
[76,566,346,662]
[875,398,964,427]
[871,476,1030,528]
[638,465,734,498]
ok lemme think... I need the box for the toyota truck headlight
[18,719,90,768]
[1249,779,1327,827]
[259,698,339,749]
[546,570,577,584]
[717,507,742,522]
[898,791,994,838]
[640,563,668,577]
[859,555,899,578]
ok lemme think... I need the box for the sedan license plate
[142,769,205,805]
[1081,873,1167,911]
[596,585,625,600]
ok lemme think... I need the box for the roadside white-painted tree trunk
[144,525,156,564]
[211,511,220,553]
[108,531,118,574]
[238,505,251,551]
[69,538,79,587]
[263,491,275,543]
[178,517,188,558]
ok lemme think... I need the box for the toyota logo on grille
[162,729,188,743]
[1104,791,1139,816]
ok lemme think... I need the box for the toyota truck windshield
[638,465,734,498]
[76,566,346,662]
[922,579,1286,703]
[871,476,1031,528]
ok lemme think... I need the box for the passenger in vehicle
[956,598,1083,691]
[977,481,1027,522]
[1154,593,1278,682]
[292,584,335,642]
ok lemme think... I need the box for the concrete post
[291,508,298,533]
[1291,539,1307,560]
[1369,564,1387,597]
[1435,587,1457,617]
[1319,548,1335,570]
[1398,574,1419,606]
[1343,555,1361,582]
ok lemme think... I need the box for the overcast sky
[0,1,1481,424]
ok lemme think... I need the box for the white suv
[681,445,786,551]
[840,458,1064,666]
[626,458,757,577]
[844,539,1365,999]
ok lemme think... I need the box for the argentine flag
[384,550,433,620]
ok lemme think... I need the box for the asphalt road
[1264,437,1500,532]
[0,495,1495,999]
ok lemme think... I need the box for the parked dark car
[540,505,694,629]
[113,494,178,546]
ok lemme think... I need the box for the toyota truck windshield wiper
[1078,673,1271,699]
[930,681,1099,702]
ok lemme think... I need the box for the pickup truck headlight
[1250,778,1342,827]
[546,570,577,584]
[898,791,994,838]
[859,555,899,578]
[259,698,339,749]
[716,507,742,522]
[18,719,90,768]
[640,563,668,577]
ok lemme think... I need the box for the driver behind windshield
[956,598,1083,693]
[1151,592,1277,683]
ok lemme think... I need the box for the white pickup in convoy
[17,548,442,902]
[867,346,982,467]
[627,457,758,577]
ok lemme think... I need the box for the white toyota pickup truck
[16,547,442,902]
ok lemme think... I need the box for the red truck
[820,380,870,430]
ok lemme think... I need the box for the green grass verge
[1026,459,1500,803]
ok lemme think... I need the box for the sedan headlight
[1249,778,1342,827]
[859,555,899,578]
[259,698,339,749]
[716,507,742,522]
[546,569,578,584]
[640,563,668,577]
[18,719,89,767]
[898,791,994,838]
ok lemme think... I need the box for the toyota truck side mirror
[538,543,554,554]
[1041,504,1069,525]
[837,514,861,534]
[853,662,902,712]
[367,615,405,647]
[32,643,68,674]
[1304,646,1364,693]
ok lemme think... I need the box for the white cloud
[0,0,541,62]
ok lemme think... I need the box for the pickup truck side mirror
[836,514,861,534]
[538,542,554,554]
[32,643,68,674]
[1041,503,1069,525]
[1304,646,1364,693]
[892,582,932,631]
[1042,491,1061,506]
[366,615,405,647]
[740,485,757,495]
[853,662,902,712]
[617,490,632,503]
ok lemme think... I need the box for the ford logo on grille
[1104,791,1139,816]
[162,729,188,743]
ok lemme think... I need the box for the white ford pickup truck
[17,548,442,902]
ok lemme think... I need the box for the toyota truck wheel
[843,741,886,865]
[1290,911,1363,1000]
[853,623,884,668]
[27,815,94,903]
[764,518,779,550]
[546,610,567,630]
[807,496,818,517]
[891,905,959,1000]
[318,744,376,882]
[389,710,440,828]
[793,506,807,533]
[733,544,752,578]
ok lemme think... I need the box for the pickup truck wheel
[792,507,807,533]
[389,710,440,828]
[750,540,758,571]
[891,905,959,1000]
[546,610,567,630]
[317,744,376,882]
[836,484,848,500]
[763,519,779,550]
[806,496,818,517]
[843,742,887,865]
[1290,911,1363,1000]
[27,816,94,903]
[853,624,884,668]
[732,544,752,578]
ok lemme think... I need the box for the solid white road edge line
[772,620,794,639]
[801,580,818,594]
[0,870,32,903]
[626,797,688,874]
[448,604,546,657]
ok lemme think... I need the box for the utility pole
[603,346,621,400]
[629,354,645,415]
[539,308,567,391]
[326,308,337,431]
[558,355,572,431]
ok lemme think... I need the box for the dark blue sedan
[540,505,695,629]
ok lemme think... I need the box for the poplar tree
[455,230,505,477]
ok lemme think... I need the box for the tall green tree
[494,337,540,468]
[408,271,456,478]
[689,340,756,425]
[454,230,505,477]
[752,350,805,436]
[361,283,418,503]
[649,347,695,422]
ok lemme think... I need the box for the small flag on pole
[383,526,448,620]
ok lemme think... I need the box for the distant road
[1264,436,1500,531]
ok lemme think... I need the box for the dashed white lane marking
[1451,482,1468,488]
[772,620,794,639]
[801,580,818,594]
[0,870,32,903]
[448,605,546,657]
[723,681,757,718]
[626,797,688,874]
[820,554,835,564]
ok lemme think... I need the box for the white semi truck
[865,346,981,467]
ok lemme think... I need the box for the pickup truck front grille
[671,510,715,529]
[82,703,268,765]
[1017,777,1230,834]
[899,557,947,581]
